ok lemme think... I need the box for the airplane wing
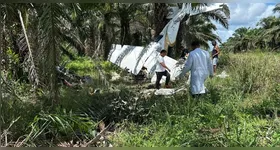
[108,42,161,75]
[108,42,183,82]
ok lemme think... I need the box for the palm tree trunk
[2,6,8,71]
[132,31,141,46]
[2,29,7,71]
[154,3,169,37]
[120,13,131,45]
[10,31,25,80]
[85,26,96,57]
[0,7,3,147]
[175,23,183,58]
[29,18,42,88]
[50,4,59,105]
[90,27,96,57]
[102,13,111,60]
[77,47,86,56]
[273,37,276,49]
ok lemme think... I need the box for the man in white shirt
[180,41,213,97]
[155,49,171,89]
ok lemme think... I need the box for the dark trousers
[155,70,170,89]
[192,94,202,98]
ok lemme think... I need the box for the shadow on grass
[207,86,221,105]
[58,86,159,125]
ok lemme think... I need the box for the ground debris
[216,71,229,78]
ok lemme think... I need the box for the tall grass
[2,52,280,147]
[111,52,280,147]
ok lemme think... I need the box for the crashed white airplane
[108,3,224,84]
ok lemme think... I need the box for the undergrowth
[2,52,280,147]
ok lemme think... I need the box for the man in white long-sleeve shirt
[180,41,214,97]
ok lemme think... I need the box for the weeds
[110,52,280,147]
[3,52,280,147]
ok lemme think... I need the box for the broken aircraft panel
[108,43,184,83]
[107,3,223,84]
[108,42,161,75]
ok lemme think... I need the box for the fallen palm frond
[18,10,39,89]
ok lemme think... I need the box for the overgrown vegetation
[2,52,280,147]
[1,2,280,147]
[111,52,280,147]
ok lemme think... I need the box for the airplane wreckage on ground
[107,3,227,95]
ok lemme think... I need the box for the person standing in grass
[212,40,220,74]
[180,41,213,97]
[155,49,171,89]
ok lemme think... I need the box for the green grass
[2,52,280,147]
[109,52,280,147]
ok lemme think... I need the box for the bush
[23,109,97,146]
[5,51,280,147]
[217,52,230,70]
[65,57,94,75]
[100,61,120,73]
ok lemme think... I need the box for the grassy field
[2,52,280,147]
[109,52,280,147]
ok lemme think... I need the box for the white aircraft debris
[107,3,224,94]
[216,71,229,78]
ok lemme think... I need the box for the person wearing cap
[179,41,213,97]
[155,49,171,89]
[211,40,220,74]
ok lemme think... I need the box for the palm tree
[18,9,39,88]
[273,3,280,13]
[116,3,142,45]
[0,19,2,150]
[60,3,103,57]
[221,26,269,53]
[174,3,229,55]
[59,3,88,57]
[258,16,280,50]
[0,3,233,104]
[257,16,279,29]
[182,14,221,49]
[220,27,248,53]
[37,3,69,104]
[151,3,230,57]
[92,3,119,60]
[0,4,26,80]
[153,3,169,38]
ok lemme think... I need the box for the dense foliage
[1,2,280,147]
[221,5,280,53]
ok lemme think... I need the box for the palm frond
[18,10,39,87]
[263,25,280,36]
[201,10,229,29]
[59,32,85,56]
[59,44,76,60]
[38,3,66,103]
[219,3,230,18]
[273,3,280,13]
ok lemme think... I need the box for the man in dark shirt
[179,46,189,60]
